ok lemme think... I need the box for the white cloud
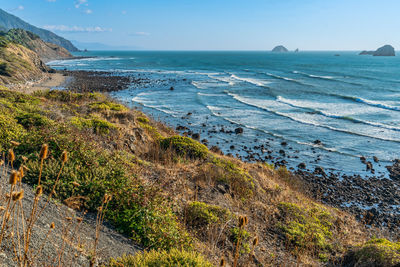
[85,9,92,14]
[131,32,150,36]
[9,5,24,11]
[43,25,112,33]
[74,0,87,9]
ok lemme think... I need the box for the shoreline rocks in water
[295,167,400,232]
[60,70,137,92]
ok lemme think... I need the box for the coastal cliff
[0,8,78,52]
[0,36,50,84]
[2,28,73,62]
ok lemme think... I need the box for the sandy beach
[8,72,70,94]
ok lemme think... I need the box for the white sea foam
[206,105,341,153]
[197,92,225,97]
[229,74,270,87]
[226,92,400,143]
[293,70,334,80]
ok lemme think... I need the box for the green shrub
[210,156,254,199]
[108,249,213,267]
[89,101,128,112]
[277,202,334,252]
[139,122,163,140]
[16,112,52,128]
[160,136,208,159]
[70,116,117,134]
[230,227,251,254]
[351,238,400,266]
[137,117,150,123]
[36,90,102,103]
[186,201,231,228]
[0,113,26,152]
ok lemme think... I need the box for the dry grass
[0,143,113,266]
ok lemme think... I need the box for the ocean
[47,51,400,177]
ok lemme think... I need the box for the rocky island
[272,45,288,52]
[359,44,395,56]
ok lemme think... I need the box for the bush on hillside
[160,136,208,159]
[344,238,400,267]
[108,249,213,267]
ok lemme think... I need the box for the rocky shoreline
[62,69,400,233]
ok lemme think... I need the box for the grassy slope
[0,87,398,266]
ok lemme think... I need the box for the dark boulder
[234,127,244,134]
[192,133,200,140]
[210,146,223,155]
[314,166,326,176]
[298,162,306,169]
[313,140,322,145]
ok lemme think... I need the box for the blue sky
[1,0,399,50]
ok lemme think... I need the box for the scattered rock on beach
[210,146,223,155]
[234,127,244,134]
[313,140,322,145]
[314,166,326,176]
[298,162,306,169]
[386,159,400,180]
[192,133,200,140]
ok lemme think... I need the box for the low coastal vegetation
[0,87,397,266]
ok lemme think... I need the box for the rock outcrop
[359,45,395,56]
[272,45,288,52]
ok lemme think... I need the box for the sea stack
[294,48,299,52]
[359,45,395,56]
[373,45,395,56]
[272,45,288,52]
